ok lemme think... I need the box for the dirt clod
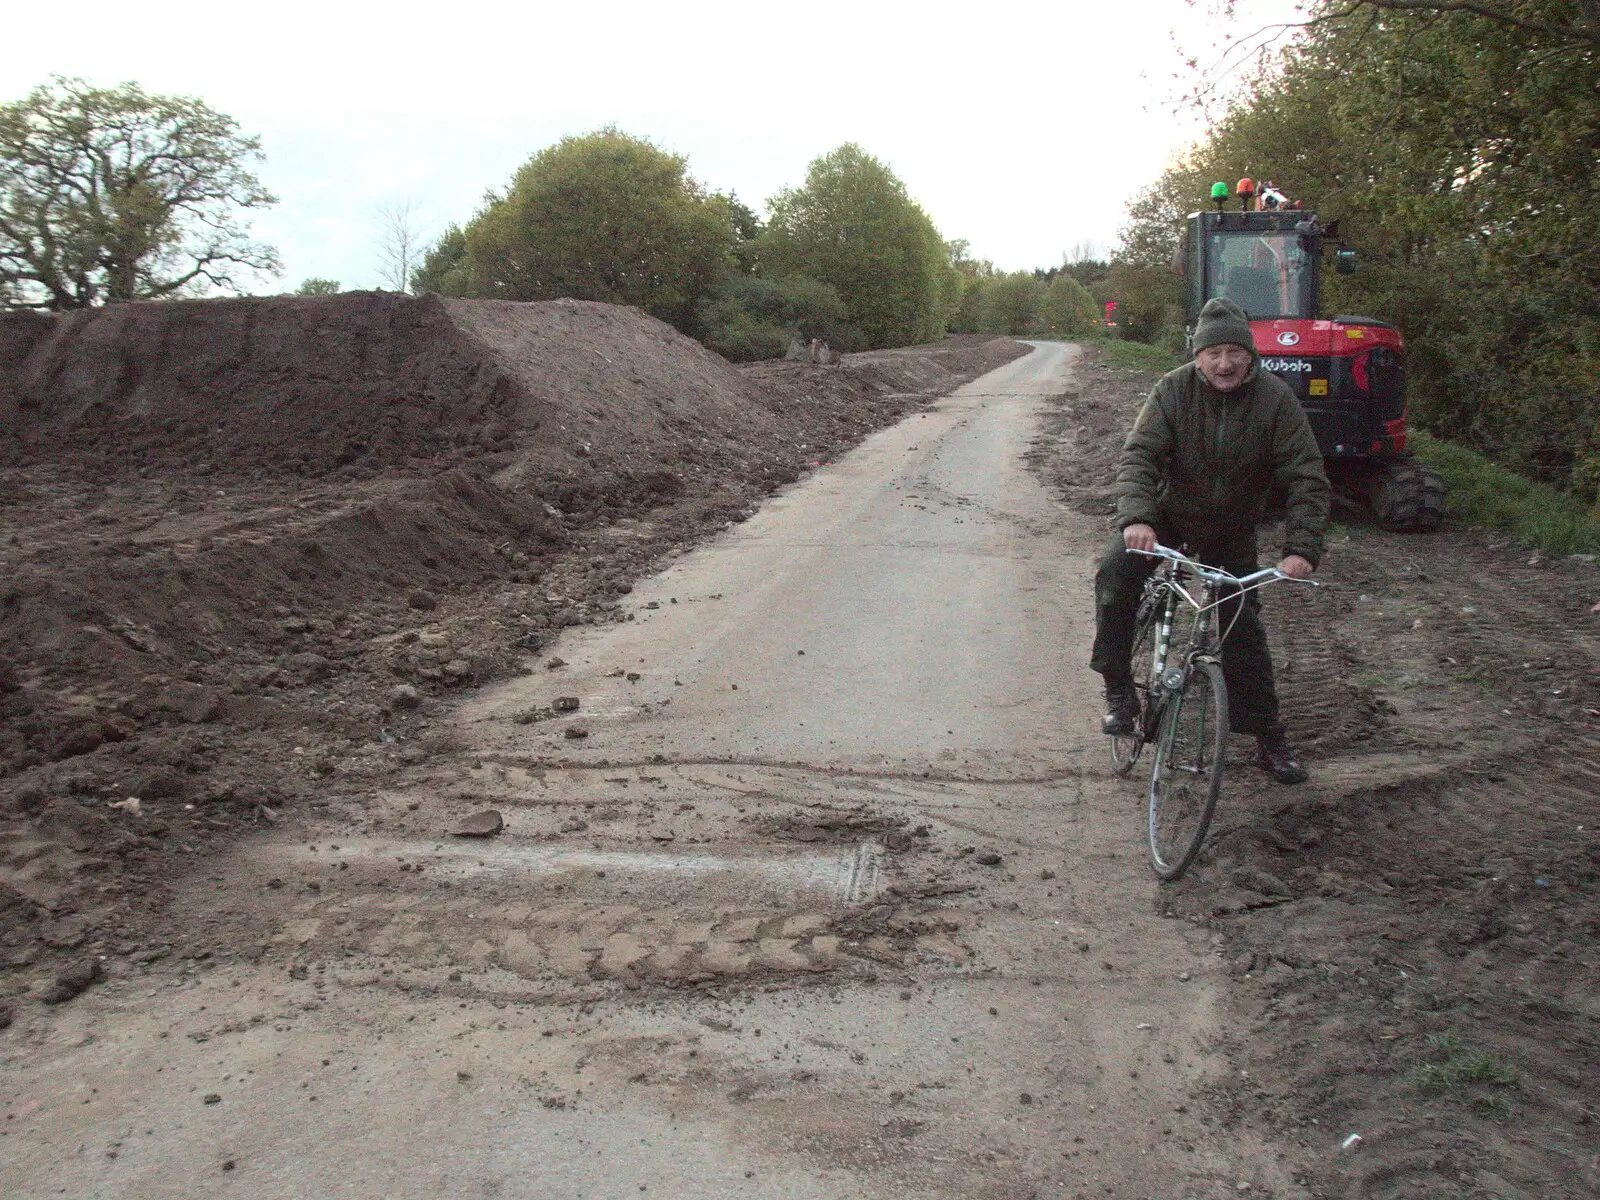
[1229,866,1291,897]
[453,810,504,838]
[40,958,102,1005]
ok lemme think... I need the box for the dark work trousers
[1089,524,1284,737]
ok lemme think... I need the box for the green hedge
[1412,432,1599,555]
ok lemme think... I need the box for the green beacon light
[1210,181,1229,211]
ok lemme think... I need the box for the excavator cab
[1185,211,1317,322]
[1178,191,1443,532]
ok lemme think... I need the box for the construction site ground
[0,298,1595,1199]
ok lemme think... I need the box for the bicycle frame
[1130,544,1315,736]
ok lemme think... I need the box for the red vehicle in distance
[1178,180,1444,531]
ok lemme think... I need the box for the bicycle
[1108,544,1317,881]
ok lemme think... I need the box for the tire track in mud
[1338,531,1596,719]
[159,759,989,1010]
[1263,581,1381,755]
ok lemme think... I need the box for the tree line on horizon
[409,132,956,356]
[1110,0,1600,499]
[0,77,1109,363]
[408,129,1106,357]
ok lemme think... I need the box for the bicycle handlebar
[1128,543,1319,589]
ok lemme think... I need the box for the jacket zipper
[1208,388,1226,509]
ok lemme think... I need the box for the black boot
[1102,679,1140,737]
[1256,730,1308,784]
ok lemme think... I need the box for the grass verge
[1412,431,1600,555]
[1082,336,1186,374]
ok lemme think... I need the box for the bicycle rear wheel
[1147,658,1227,880]
[1110,604,1160,777]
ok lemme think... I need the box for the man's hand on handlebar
[1124,531,1316,582]
[1122,523,1158,552]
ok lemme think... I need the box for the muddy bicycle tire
[1109,604,1160,777]
[1147,658,1227,880]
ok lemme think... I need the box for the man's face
[1196,343,1252,392]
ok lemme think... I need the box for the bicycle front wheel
[1147,658,1228,880]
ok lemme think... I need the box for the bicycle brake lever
[1272,571,1321,587]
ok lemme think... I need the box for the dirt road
[0,343,1304,1199]
[7,336,1595,1200]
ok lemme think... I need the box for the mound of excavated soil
[0,292,1025,967]
[1,293,783,484]
[1,292,1019,522]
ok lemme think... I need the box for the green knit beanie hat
[1192,297,1255,355]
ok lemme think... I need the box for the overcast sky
[4,0,1303,293]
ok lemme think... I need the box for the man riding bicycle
[1091,297,1330,784]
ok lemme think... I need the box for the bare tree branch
[1337,0,1600,47]
[374,198,428,293]
[1177,0,1595,111]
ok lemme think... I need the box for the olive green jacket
[1116,358,1330,566]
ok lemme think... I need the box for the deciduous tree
[412,223,467,295]
[980,271,1042,336]
[374,198,427,294]
[0,76,277,310]
[697,273,851,362]
[1039,274,1100,337]
[764,144,956,348]
[451,129,736,334]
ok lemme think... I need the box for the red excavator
[1178,178,1444,531]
